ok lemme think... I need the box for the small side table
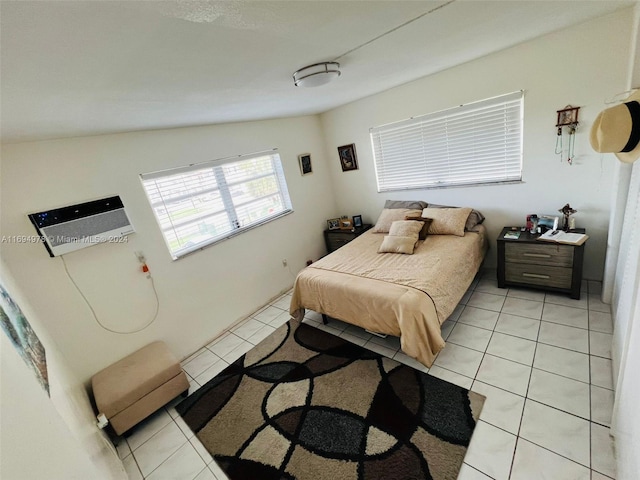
[497,227,587,299]
[324,224,372,254]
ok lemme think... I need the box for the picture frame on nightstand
[327,218,340,230]
[352,215,363,228]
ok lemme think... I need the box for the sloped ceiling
[0,0,633,144]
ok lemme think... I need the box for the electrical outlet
[282,259,288,267]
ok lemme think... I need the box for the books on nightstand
[537,229,589,245]
[503,230,521,239]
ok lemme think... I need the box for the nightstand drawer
[505,263,572,289]
[505,242,573,267]
[327,233,354,251]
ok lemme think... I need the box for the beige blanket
[290,226,488,367]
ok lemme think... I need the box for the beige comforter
[290,226,488,367]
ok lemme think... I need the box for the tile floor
[121,270,617,480]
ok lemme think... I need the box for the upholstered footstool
[92,341,190,436]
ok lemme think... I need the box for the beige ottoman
[92,341,190,435]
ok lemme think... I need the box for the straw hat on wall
[590,90,640,163]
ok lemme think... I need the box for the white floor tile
[116,438,131,459]
[458,306,500,330]
[538,322,589,354]
[475,277,508,296]
[252,305,286,324]
[363,340,397,359]
[231,318,268,340]
[267,310,292,328]
[544,292,589,310]
[193,467,216,480]
[447,303,464,322]
[440,320,456,340]
[393,351,429,373]
[343,324,373,341]
[270,294,292,311]
[464,421,517,480]
[206,333,245,358]
[190,436,213,466]
[533,343,590,383]
[502,297,544,320]
[519,400,590,467]
[123,454,143,480]
[432,343,484,378]
[486,332,536,366]
[174,414,195,440]
[127,409,173,451]
[542,303,589,329]
[589,311,613,334]
[587,295,610,314]
[591,423,617,479]
[494,313,540,341]
[221,339,254,363]
[591,471,614,480]
[589,332,612,359]
[338,331,368,346]
[590,356,614,390]
[245,324,277,345]
[507,288,546,302]
[183,350,223,380]
[591,385,614,427]
[511,438,590,480]
[471,381,525,435]
[475,354,532,396]
[588,281,602,295]
[467,291,506,312]
[447,323,492,352]
[368,333,401,351]
[427,365,473,389]
[146,441,206,480]
[457,463,493,479]
[133,421,188,476]
[208,460,228,479]
[527,369,590,419]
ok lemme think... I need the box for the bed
[290,205,488,367]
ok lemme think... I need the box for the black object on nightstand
[497,227,587,299]
[324,224,372,254]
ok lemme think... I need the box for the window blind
[370,91,524,191]
[140,150,292,259]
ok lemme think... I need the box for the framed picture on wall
[298,153,312,175]
[337,144,358,172]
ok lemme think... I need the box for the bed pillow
[378,235,418,254]
[404,216,433,240]
[426,203,485,231]
[384,199,428,210]
[372,208,422,233]
[421,207,472,236]
[388,220,423,238]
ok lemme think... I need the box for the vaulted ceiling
[0,0,633,144]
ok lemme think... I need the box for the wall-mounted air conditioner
[28,196,134,257]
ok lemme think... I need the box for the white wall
[0,259,125,479]
[0,115,337,382]
[319,8,634,280]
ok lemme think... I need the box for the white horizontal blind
[141,151,292,259]
[371,91,523,191]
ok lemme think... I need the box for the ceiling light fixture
[293,62,341,88]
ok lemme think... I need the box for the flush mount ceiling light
[293,62,341,87]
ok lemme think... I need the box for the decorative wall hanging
[555,105,580,165]
[338,144,358,172]
[0,282,49,395]
[298,153,312,175]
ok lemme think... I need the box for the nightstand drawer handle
[523,253,552,258]
[522,273,550,279]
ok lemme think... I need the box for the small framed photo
[327,218,340,230]
[352,215,363,228]
[556,106,579,127]
[339,217,352,230]
[298,153,312,175]
[337,143,358,172]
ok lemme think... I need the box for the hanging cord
[60,256,159,334]
[568,126,576,164]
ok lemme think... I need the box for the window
[370,91,523,191]
[141,150,292,259]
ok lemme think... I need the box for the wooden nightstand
[324,224,372,254]
[497,227,587,299]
